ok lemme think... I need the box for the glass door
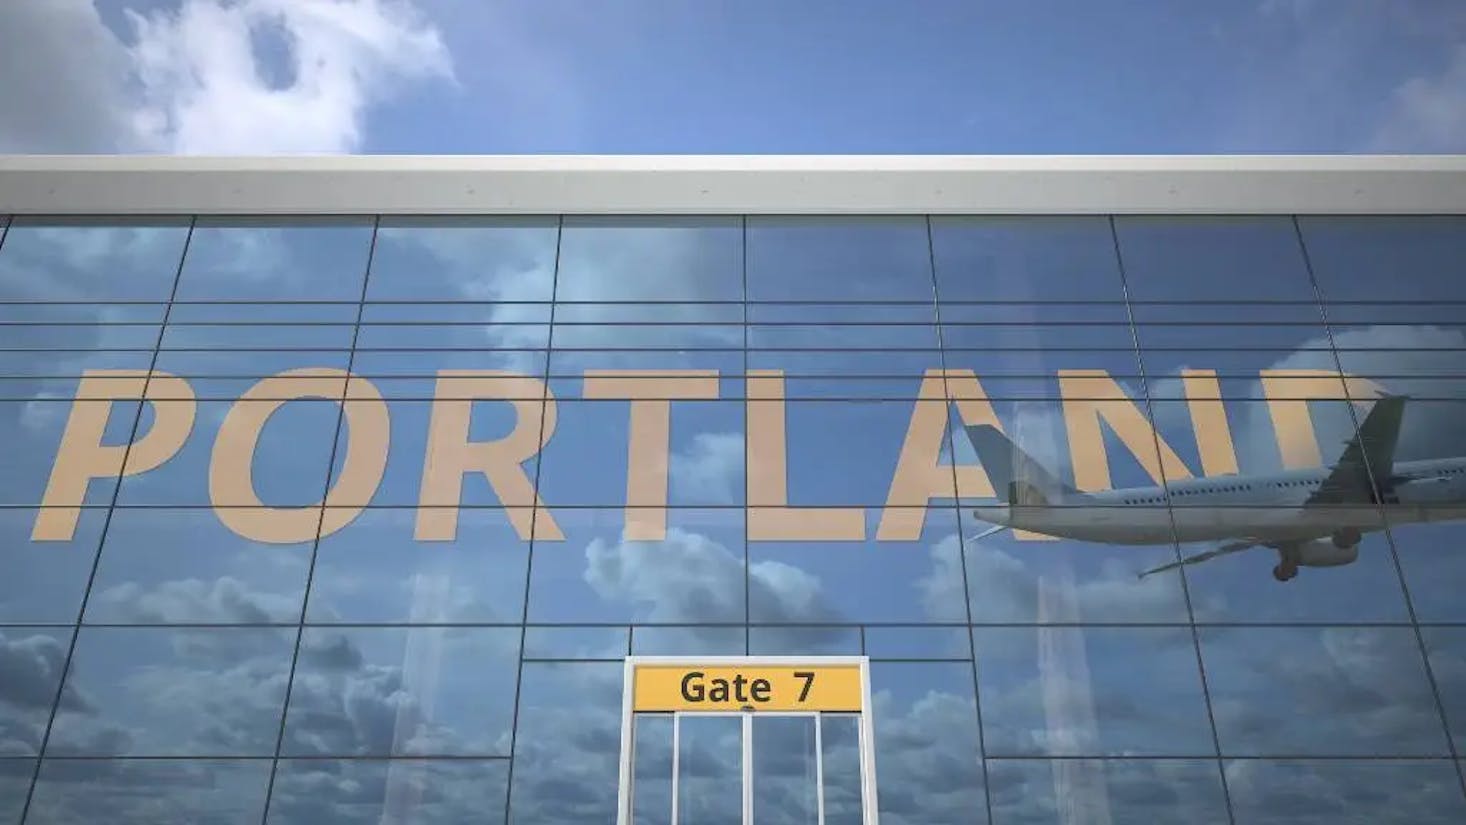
[618,657,880,825]
[627,711,869,824]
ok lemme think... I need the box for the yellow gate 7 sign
[632,663,865,712]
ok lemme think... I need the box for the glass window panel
[1423,628,1466,755]
[1301,215,1466,302]
[748,302,939,350]
[267,759,509,825]
[972,626,1213,757]
[820,714,864,825]
[46,627,294,756]
[0,350,156,403]
[748,625,862,657]
[357,300,551,350]
[941,349,1145,395]
[361,300,554,324]
[368,216,558,302]
[1146,396,1360,480]
[774,399,950,506]
[941,304,1135,352]
[987,759,1228,825]
[0,398,141,507]
[747,216,933,301]
[341,396,542,508]
[282,627,520,757]
[963,512,1189,624]
[746,349,941,383]
[332,389,545,507]
[930,216,1125,302]
[529,508,745,624]
[522,626,628,660]
[508,662,622,824]
[676,715,742,825]
[1142,359,1347,400]
[1366,399,1466,621]
[168,301,360,324]
[0,760,29,825]
[350,350,546,395]
[0,628,72,757]
[0,322,160,351]
[158,320,355,350]
[749,509,964,624]
[537,400,743,508]
[84,508,309,624]
[0,302,165,324]
[149,349,353,399]
[1224,759,1466,825]
[548,349,739,391]
[175,218,373,301]
[863,626,969,660]
[0,218,189,301]
[631,714,672,825]
[954,390,1170,493]
[307,508,529,624]
[0,508,104,622]
[1130,301,1329,352]
[1115,216,1318,300]
[115,398,339,507]
[630,625,743,656]
[1396,520,1466,623]
[869,662,985,824]
[27,759,271,824]
[1201,626,1448,756]
[557,217,742,302]
[752,714,819,824]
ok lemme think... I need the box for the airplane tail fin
[964,425,1078,505]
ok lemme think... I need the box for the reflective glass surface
[2,213,1463,822]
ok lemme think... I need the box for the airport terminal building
[1,155,1465,823]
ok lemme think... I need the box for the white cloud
[1373,44,1466,152]
[0,0,452,153]
[669,431,743,504]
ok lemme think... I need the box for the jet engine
[1272,539,1360,582]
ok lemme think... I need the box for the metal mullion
[925,214,994,825]
[670,713,680,825]
[502,214,564,824]
[1109,214,1236,825]
[258,215,380,825]
[742,214,751,657]
[742,712,753,825]
[815,712,826,825]
[17,215,198,824]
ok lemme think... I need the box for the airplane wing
[1304,394,1406,507]
[1137,540,1263,580]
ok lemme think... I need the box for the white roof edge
[2,154,1465,215]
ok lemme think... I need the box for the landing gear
[1332,528,1362,549]
[1272,562,1298,582]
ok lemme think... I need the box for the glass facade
[1,212,1465,823]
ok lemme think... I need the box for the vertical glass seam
[742,215,751,656]
[1109,215,1237,825]
[502,213,564,825]
[19,215,198,824]
[258,214,380,824]
[1291,214,1466,803]
[926,214,995,825]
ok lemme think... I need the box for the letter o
[210,369,388,543]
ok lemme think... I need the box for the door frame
[616,655,879,825]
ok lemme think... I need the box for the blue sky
[3,0,1465,154]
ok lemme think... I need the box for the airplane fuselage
[971,457,1466,545]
